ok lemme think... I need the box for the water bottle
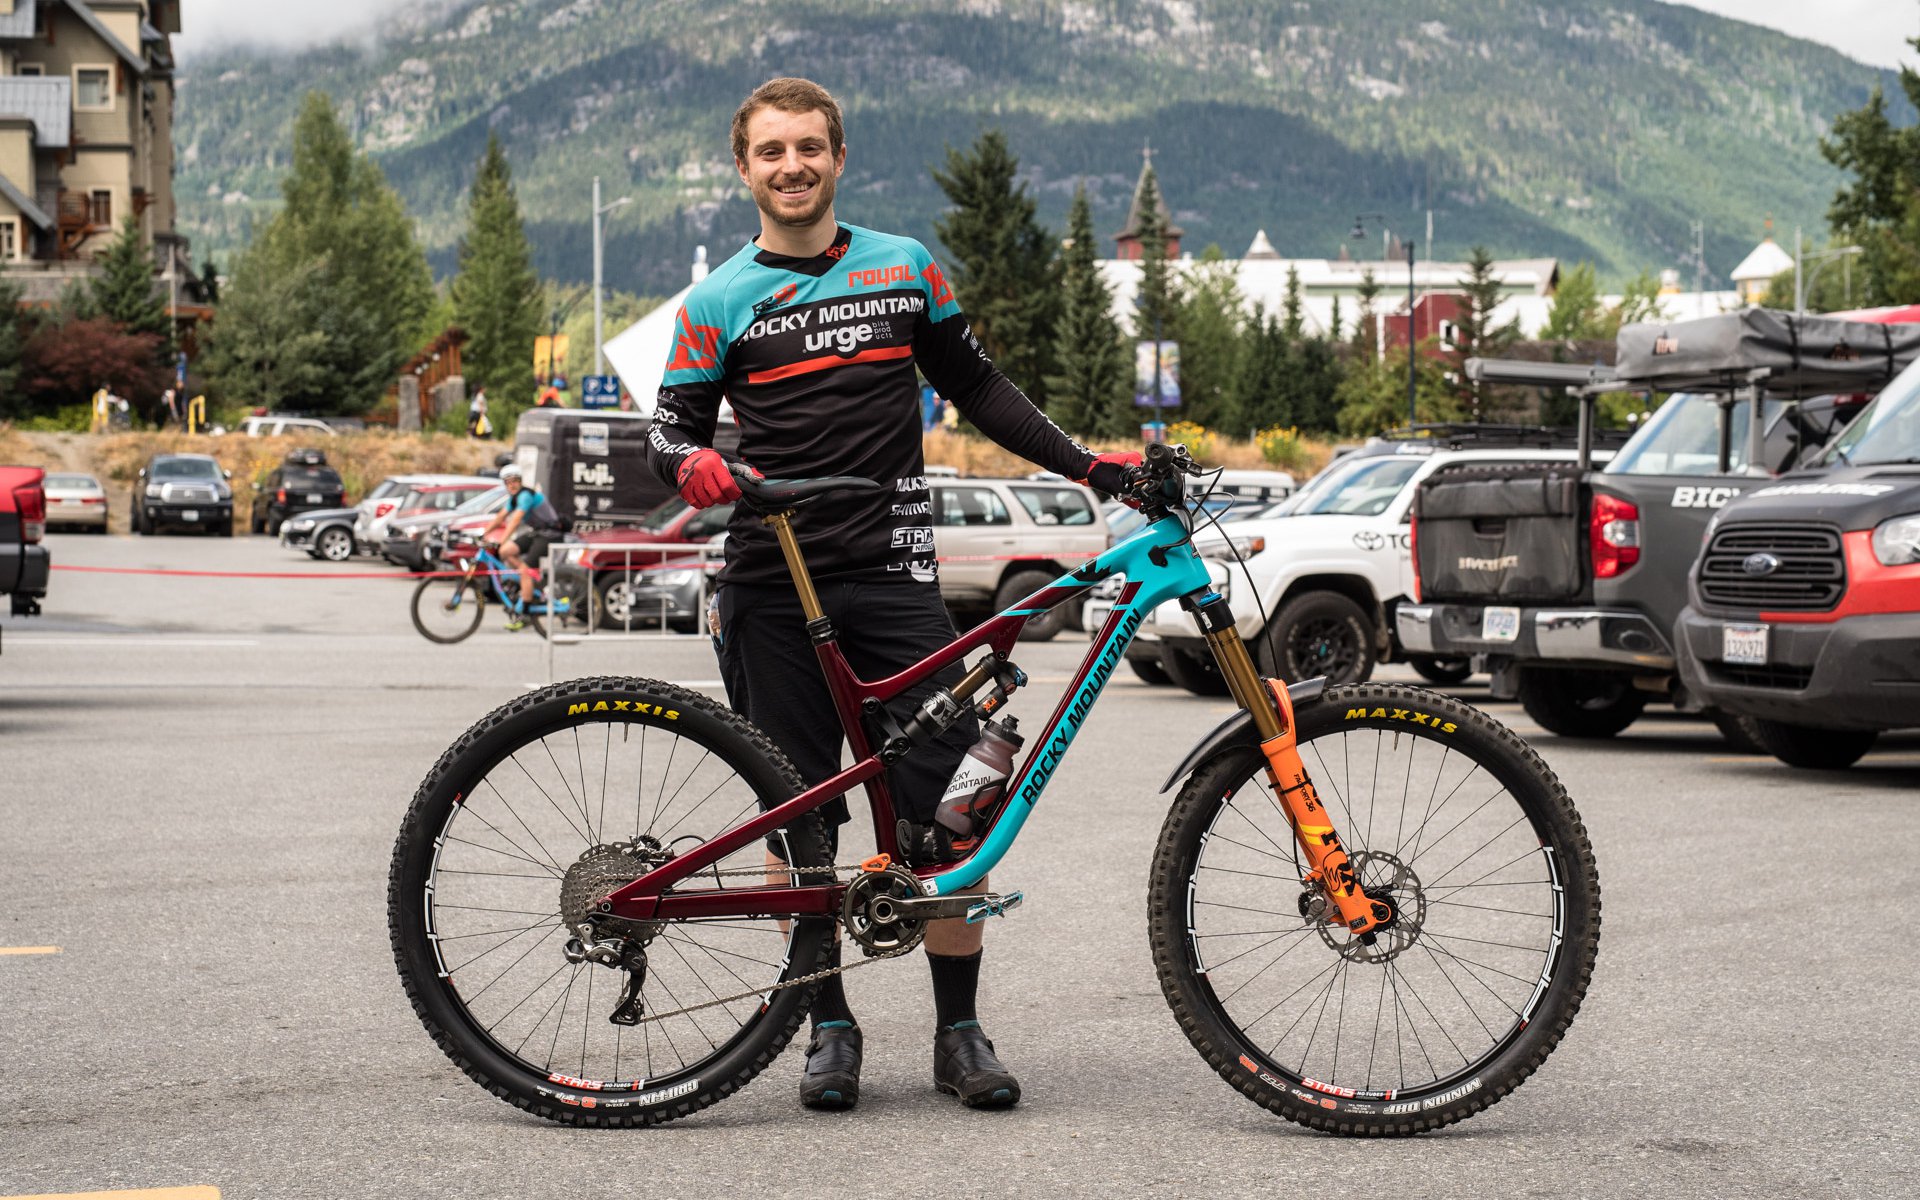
[934,717,1023,838]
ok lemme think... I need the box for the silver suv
[931,476,1109,640]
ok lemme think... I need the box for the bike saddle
[732,468,885,510]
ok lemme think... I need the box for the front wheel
[388,676,834,1127]
[316,526,355,562]
[1516,667,1645,738]
[1160,646,1231,696]
[411,576,487,643]
[1150,682,1600,1135]
[1258,591,1377,686]
[1748,718,1877,769]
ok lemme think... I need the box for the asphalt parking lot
[4,531,1917,1199]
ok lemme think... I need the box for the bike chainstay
[618,862,914,1026]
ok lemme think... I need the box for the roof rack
[1371,422,1630,451]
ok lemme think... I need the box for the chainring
[840,864,928,957]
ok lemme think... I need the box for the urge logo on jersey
[666,308,724,373]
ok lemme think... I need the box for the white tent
[602,281,697,418]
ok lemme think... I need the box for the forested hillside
[174,0,1906,293]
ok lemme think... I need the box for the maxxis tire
[1516,667,1646,738]
[410,577,486,644]
[998,569,1068,642]
[1159,646,1231,696]
[1148,682,1601,1136]
[387,676,834,1128]
[1748,718,1878,769]
[1260,591,1377,686]
[1409,655,1473,686]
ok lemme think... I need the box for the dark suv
[252,449,347,535]
[134,454,234,536]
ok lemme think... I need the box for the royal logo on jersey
[666,309,724,372]
[848,263,915,289]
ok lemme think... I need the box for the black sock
[810,943,855,1028]
[928,949,982,1030]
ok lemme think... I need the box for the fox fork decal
[1256,679,1385,937]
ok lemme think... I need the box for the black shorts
[715,579,977,859]
[511,527,551,565]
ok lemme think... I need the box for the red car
[1,464,49,616]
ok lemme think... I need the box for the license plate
[182,509,199,522]
[1481,606,1520,643]
[308,493,323,503]
[1722,623,1768,665]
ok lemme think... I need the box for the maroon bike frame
[600,578,1096,922]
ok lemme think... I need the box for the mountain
[173,0,1909,295]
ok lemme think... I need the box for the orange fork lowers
[1256,680,1387,938]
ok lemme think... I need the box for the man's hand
[1082,451,1144,504]
[677,449,758,508]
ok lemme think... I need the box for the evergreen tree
[1328,295,1344,343]
[0,275,23,409]
[1234,305,1295,430]
[1453,245,1518,418]
[1822,38,1920,306]
[1044,184,1133,439]
[1334,349,1461,436]
[452,132,543,413]
[1280,265,1304,342]
[1542,262,1606,340]
[197,259,221,306]
[1354,267,1381,355]
[205,92,435,413]
[89,216,170,343]
[197,254,337,413]
[1132,162,1181,350]
[1607,270,1664,332]
[1172,246,1246,430]
[932,129,1059,406]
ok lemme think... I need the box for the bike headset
[1115,455,1287,680]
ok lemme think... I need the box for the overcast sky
[169,0,1920,69]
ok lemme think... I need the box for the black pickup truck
[1396,308,1920,741]
[1674,360,1920,768]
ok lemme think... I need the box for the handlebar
[1117,442,1202,516]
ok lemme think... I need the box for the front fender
[1159,677,1327,793]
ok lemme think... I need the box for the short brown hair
[731,77,844,162]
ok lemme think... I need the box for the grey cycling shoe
[800,1020,862,1110]
[933,1020,1021,1108]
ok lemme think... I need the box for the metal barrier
[543,539,722,678]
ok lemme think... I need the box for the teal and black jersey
[646,223,1094,586]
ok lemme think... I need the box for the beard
[750,168,837,230]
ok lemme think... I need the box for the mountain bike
[408,535,578,643]
[387,444,1599,1133]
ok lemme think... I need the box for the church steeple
[1113,143,1183,261]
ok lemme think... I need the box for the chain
[620,860,913,1026]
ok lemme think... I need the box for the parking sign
[581,375,622,409]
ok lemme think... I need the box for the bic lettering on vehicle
[847,263,915,289]
[1671,486,1740,509]
[666,310,723,372]
[567,700,680,719]
[1346,706,1457,734]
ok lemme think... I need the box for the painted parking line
[3,1182,219,1190]
[8,638,259,648]
[0,946,61,956]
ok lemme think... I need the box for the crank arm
[869,891,1023,924]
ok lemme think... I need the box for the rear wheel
[316,526,355,562]
[1150,682,1600,1135]
[1748,719,1878,769]
[998,569,1069,642]
[1707,709,1765,754]
[388,676,834,1126]
[411,576,487,644]
[1128,649,1173,687]
[1515,668,1645,738]
[1409,656,1473,686]
[1160,646,1231,696]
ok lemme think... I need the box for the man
[467,388,491,438]
[481,464,559,630]
[642,76,1137,1113]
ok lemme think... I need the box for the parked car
[1398,309,1920,741]
[42,472,108,532]
[1674,354,1920,768]
[133,454,234,536]
[930,476,1110,641]
[355,474,494,551]
[251,451,347,535]
[280,508,362,562]
[384,484,507,570]
[591,537,724,632]
[1,464,49,615]
[242,414,340,437]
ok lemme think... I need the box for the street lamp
[1792,229,1862,315]
[1352,214,1418,431]
[593,176,633,377]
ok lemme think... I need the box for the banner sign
[1134,340,1182,408]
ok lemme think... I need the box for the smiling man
[644,77,1138,1115]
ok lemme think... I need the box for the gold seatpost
[764,510,824,622]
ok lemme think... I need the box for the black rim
[1287,618,1361,681]
[420,710,814,1094]
[1181,723,1564,1103]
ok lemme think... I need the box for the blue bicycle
[409,535,576,643]
[390,443,1599,1133]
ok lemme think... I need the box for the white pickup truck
[1121,441,1609,694]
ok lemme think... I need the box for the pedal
[964,891,1024,925]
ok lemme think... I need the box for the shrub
[1256,424,1308,470]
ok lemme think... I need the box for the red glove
[1082,451,1144,504]
[677,449,755,508]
